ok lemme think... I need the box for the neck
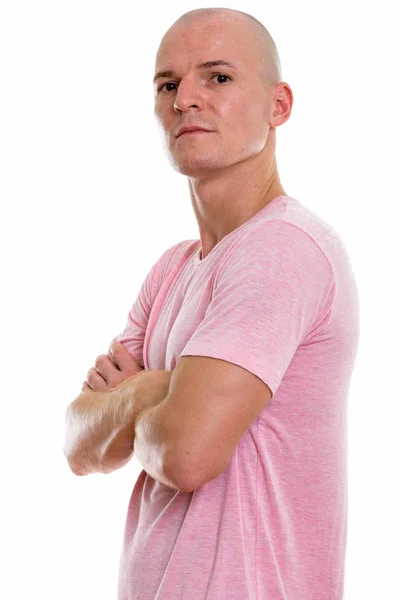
[188,139,286,260]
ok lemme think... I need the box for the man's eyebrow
[153,60,237,84]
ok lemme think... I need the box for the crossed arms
[63,363,183,490]
[63,343,273,492]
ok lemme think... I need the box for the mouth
[178,130,211,138]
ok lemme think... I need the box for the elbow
[164,453,204,493]
[66,456,114,477]
[63,431,80,475]
[63,440,101,476]
[165,449,226,493]
[65,455,91,476]
[63,434,96,477]
[63,402,99,476]
[63,403,82,463]
[63,429,85,475]
[63,442,130,477]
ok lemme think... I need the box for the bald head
[162,7,282,88]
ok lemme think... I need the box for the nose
[173,80,204,113]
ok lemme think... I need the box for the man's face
[153,16,273,176]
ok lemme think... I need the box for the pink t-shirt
[111,195,360,600]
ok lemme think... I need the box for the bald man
[64,8,360,600]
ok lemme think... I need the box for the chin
[168,152,232,176]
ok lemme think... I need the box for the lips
[176,126,210,137]
[179,130,208,137]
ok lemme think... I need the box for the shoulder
[150,239,199,289]
[216,219,334,283]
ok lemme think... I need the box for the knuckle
[94,354,105,368]
[108,373,121,388]
[87,369,98,386]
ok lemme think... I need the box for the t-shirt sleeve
[108,263,156,368]
[179,221,335,397]
[108,241,191,367]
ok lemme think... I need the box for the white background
[1,1,399,599]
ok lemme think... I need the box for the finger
[109,343,142,372]
[105,348,122,370]
[87,367,108,391]
[94,354,121,385]
[81,381,92,393]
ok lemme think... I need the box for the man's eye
[158,73,232,93]
[159,82,178,93]
[212,73,231,84]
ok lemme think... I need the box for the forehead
[156,16,257,68]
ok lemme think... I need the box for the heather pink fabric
[111,195,360,600]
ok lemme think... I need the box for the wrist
[128,369,173,425]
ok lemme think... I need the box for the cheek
[219,94,242,120]
[220,96,265,138]
[154,106,169,127]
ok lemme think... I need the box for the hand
[81,342,144,394]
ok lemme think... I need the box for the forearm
[64,370,176,478]
[64,378,138,475]
[133,401,181,490]
[102,372,175,478]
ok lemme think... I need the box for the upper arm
[108,241,196,367]
[162,355,272,492]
